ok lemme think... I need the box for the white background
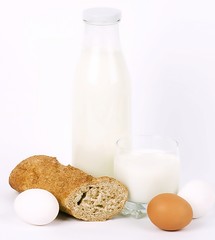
[0,0,215,239]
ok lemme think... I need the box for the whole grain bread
[9,155,128,221]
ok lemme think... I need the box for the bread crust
[9,155,128,221]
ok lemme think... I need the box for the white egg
[14,189,59,225]
[178,180,215,218]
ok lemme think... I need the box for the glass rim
[116,134,179,150]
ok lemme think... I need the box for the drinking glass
[114,135,180,218]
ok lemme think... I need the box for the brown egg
[147,193,193,231]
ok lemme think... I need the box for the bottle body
[72,9,131,177]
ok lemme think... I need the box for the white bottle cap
[83,7,121,25]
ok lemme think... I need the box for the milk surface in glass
[114,150,180,203]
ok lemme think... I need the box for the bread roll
[9,155,128,221]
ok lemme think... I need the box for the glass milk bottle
[72,8,131,177]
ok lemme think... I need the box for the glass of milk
[114,135,180,218]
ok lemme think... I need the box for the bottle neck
[82,22,121,51]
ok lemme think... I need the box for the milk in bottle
[72,8,131,177]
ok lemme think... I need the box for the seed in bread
[9,155,128,221]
